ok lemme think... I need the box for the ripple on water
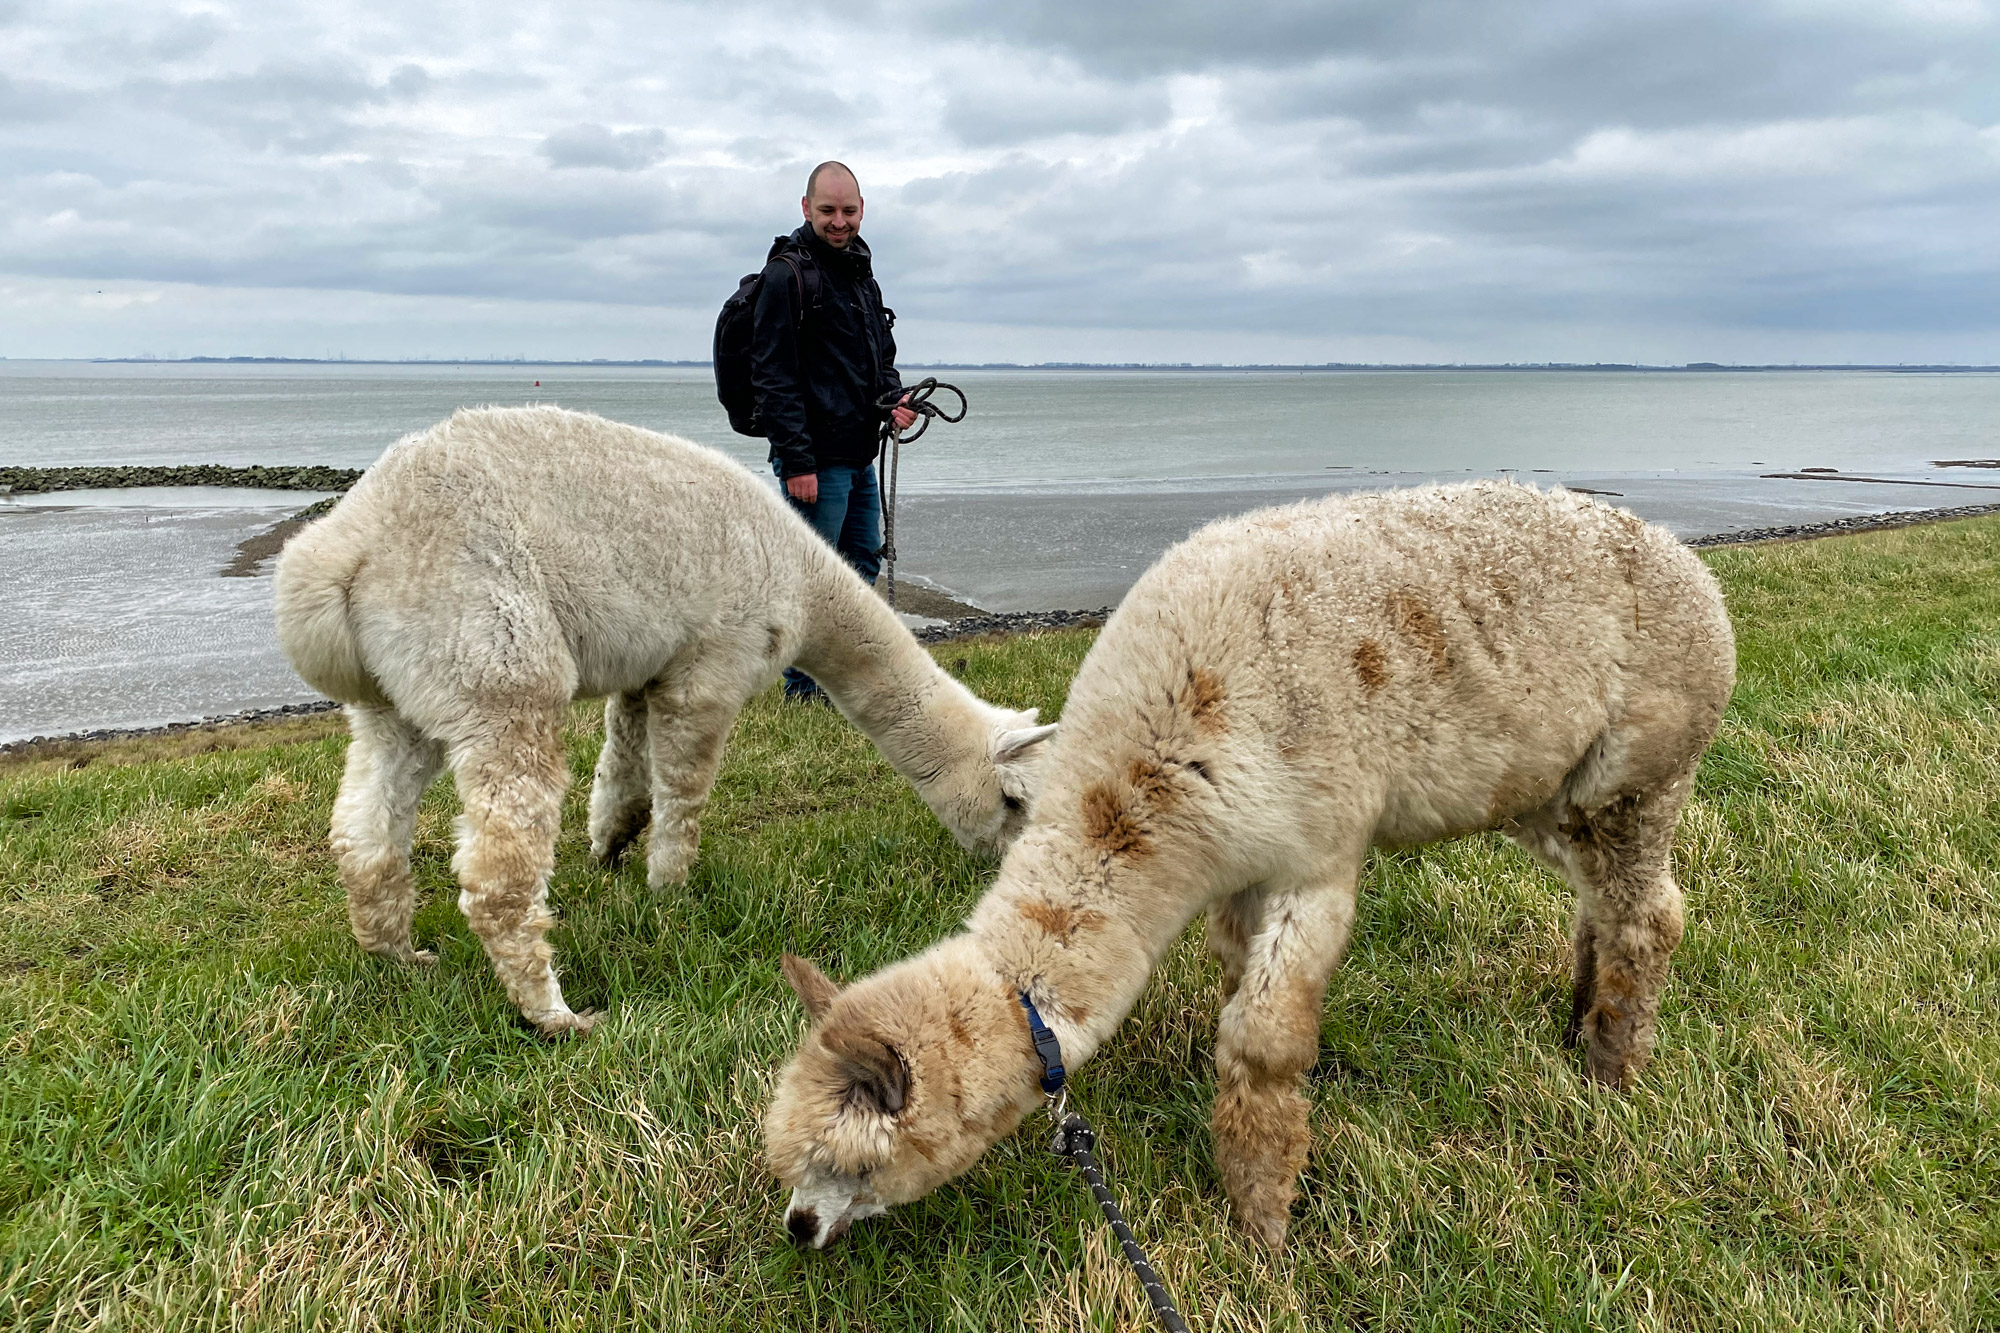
[0,503,326,743]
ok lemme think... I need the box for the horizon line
[13,356,2000,373]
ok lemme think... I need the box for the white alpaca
[274,406,1056,1036]
[767,481,1735,1248]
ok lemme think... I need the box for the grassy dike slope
[3,521,1997,1332]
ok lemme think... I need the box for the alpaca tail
[272,514,390,707]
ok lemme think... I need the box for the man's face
[802,172,863,248]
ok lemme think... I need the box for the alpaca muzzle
[784,1182,883,1249]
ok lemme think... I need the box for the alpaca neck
[969,831,1220,1074]
[790,552,987,791]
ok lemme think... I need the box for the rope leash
[1053,1115,1192,1333]
[1021,994,1193,1333]
[875,377,966,610]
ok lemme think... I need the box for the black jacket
[750,225,904,478]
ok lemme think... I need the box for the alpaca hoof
[645,840,697,889]
[1237,1206,1290,1251]
[1579,1003,1648,1090]
[1584,1048,1637,1091]
[589,820,644,866]
[530,1007,600,1038]
[1563,981,1592,1049]
[366,941,438,967]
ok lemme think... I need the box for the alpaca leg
[1500,810,1600,1050]
[1509,775,1693,1088]
[446,707,594,1036]
[641,649,755,889]
[1207,885,1265,1001]
[331,705,444,963]
[588,689,652,864]
[1211,850,1363,1249]
[1565,914,1598,1052]
[1564,788,1689,1089]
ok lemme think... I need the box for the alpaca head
[765,947,1037,1249]
[929,707,1057,855]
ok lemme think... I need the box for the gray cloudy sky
[4,0,1998,362]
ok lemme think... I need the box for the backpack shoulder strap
[772,252,823,330]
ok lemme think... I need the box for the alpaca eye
[1002,794,1025,814]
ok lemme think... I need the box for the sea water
[9,359,2000,481]
[4,360,1998,739]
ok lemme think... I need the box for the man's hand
[890,392,917,433]
[785,472,819,504]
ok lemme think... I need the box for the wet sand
[0,501,331,746]
[6,471,2000,750]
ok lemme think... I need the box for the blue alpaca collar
[1019,992,1067,1097]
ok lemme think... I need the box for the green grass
[4,524,1998,1332]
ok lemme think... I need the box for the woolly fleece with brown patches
[767,480,1735,1249]
[274,406,1056,1036]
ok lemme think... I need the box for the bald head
[806,160,858,199]
[802,161,864,249]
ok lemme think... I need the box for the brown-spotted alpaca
[767,480,1734,1248]
[274,406,1055,1036]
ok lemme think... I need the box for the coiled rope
[874,377,967,609]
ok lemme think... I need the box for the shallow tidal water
[0,501,335,742]
[3,361,1997,739]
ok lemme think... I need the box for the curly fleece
[767,480,1735,1249]
[274,405,1055,1036]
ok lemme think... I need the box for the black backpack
[714,237,821,437]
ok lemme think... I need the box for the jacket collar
[789,222,872,276]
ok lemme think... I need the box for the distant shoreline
[10,357,1999,373]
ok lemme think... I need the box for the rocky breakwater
[1,464,363,523]
[0,463,364,495]
[1683,500,2000,549]
[0,466,366,575]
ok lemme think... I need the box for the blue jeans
[775,461,881,697]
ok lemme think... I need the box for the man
[751,160,916,702]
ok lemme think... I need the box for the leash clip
[1021,988,1194,1332]
[1020,989,1069,1124]
[1050,1109,1094,1159]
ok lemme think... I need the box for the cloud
[0,0,1996,360]
[903,0,1409,77]
[0,71,80,123]
[540,123,671,170]
[938,56,1173,146]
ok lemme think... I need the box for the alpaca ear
[822,1026,908,1115]
[780,953,841,1022]
[996,722,1058,762]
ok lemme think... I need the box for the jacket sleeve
[750,260,814,477]
[873,282,904,408]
